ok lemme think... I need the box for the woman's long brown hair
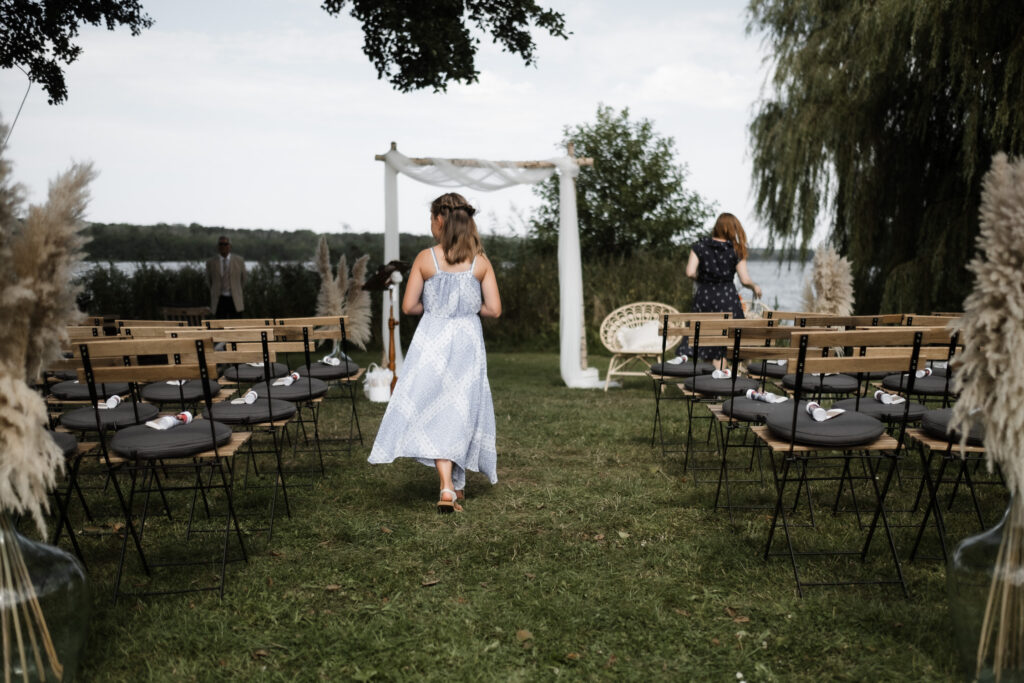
[430,192,483,265]
[711,212,749,260]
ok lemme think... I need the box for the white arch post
[374,143,603,389]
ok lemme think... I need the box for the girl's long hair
[431,192,483,264]
[711,213,749,260]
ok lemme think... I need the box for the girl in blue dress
[368,193,501,513]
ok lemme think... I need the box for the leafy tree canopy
[747,0,1024,313]
[1,0,567,104]
[321,0,567,92]
[530,105,717,260]
[0,0,152,104]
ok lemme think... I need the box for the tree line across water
[76,223,700,354]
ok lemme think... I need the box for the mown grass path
[77,352,969,681]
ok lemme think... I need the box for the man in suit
[206,235,246,318]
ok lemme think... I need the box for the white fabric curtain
[380,148,603,389]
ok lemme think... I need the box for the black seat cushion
[649,359,717,378]
[294,361,360,380]
[49,370,79,381]
[881,373,951,395]
[203,398,298,425]
[110,420,233,460]
[922,407,985,446]
[221,363,290,382]
[140,379,222,403]
[766,401,886,447]
[50,381,131,401]
[782,373,860,394]
[720,397,787,422]
[746,360,789,379]
[59,403,160,431]
[682,376,760,397]
[261,378,330,402]
[831,397,928,422]
[49,431,79,458]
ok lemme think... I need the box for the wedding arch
[374,142,603,389]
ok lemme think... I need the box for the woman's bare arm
[476,255,502,318]
[401,249,430,315]
[685,249,699,280]
[735,259,762,299]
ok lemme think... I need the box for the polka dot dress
[691,237,744,360]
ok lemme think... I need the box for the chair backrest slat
[798,327,952,347]
[203,318,276,329]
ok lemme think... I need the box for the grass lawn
[66,351,987,681]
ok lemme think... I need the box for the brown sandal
[437,488,462,514]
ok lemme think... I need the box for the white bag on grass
[364,363,393,403]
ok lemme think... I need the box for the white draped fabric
[380,148,603,389]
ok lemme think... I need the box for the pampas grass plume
[313,238,372,350]
[0,132,91,534]
[952,153,1024,490]
[800,244,855,316]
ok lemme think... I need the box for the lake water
[745,259,809,312]
[77,259,811,312]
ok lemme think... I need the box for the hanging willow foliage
[747,0,1024,313]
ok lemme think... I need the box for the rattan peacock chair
[599,302,681,391]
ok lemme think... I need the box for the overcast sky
[0,0,775,247]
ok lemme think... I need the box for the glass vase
[949,496,1024,682]
[0,513,90,682]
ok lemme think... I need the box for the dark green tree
[530,105,717,259]
[0,0,152,104]
[320,0,567,92]
[2,0,566,104]
[747,0,1024,313]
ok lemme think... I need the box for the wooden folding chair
[75,337,251,601]
[646,312,730,456]
[275,316,364,450]
[168,328,301,538]
[752,329,930,597]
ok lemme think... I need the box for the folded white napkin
[746,388,789,404]
[765,359,788,366]
[806,401,845,422]
[711,369,732,379]
[272,372,301,387]
[145,411,193,430]
[246,362,265,368]
[932,361,948,369]
[811,372,837,377]
[96,394,121,410]
[165,379,187,386]
[321,356,342,367]
[874,390,906,405]
[667,355,688,365]
[230,389,259,405]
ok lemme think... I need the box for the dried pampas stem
[345,254,372,350]
[312,239,372,351]
[800,244,855,316]
[0,124,90,681]
[0,514,63,681]
[0,138,90,535]
[951,152,1024,680]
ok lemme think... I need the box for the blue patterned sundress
[367,248,498,490]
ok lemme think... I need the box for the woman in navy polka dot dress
[684,213,762,365]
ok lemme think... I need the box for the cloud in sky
[0,0,775,245]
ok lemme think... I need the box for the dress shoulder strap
[429,246,440,274]
[469,253,478,274]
